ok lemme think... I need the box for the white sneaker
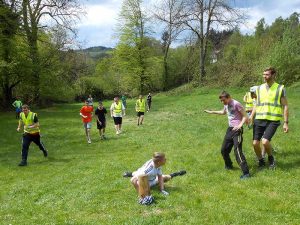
[88,139,91,144]
[118,130,122,134]
[116,131,119,135]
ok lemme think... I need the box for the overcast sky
[75,0,300,48]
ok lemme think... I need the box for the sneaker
[102,135,107,140]
[116,131,119,135]
[258,158,266,168]
[225,165,234,170]
[240,174,250,179]
[123,171,133,177]
[118,130,122,134]
[268,155,276,169]
[170,170,186,178]
[42,150,48,157]
[18,160,27,166]
[88,139,91,144]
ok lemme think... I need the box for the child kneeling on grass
[123,152,186,204]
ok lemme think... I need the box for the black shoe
[18,160,27,166]
[258,158,266,168]
[240,173,250,179]
[225,165,233,170]
[268,155,276,169]
[170,170,186,178]
[42,150,48,157]
[123,171,133,177]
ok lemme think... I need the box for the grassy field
[0,86,299,225]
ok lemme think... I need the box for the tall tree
[153,0,184,90]
[21,0,83,103]
[117,0,149,93]
[180,0,245,84]
[0,0,20,108]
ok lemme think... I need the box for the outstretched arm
[204,109,226,115]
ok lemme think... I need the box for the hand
[17,127,20,132]
[232,126,241,131]
[161,190,169,196]
[283,123,289,133]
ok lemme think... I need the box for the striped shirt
[135,159,162,181]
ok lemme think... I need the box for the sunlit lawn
[0,86,299,225]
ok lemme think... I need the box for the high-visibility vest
[255,82,284,121]
[245,92,254,110]
[20,111,40,133]
[136,99,146,112]
[113,102,123,114]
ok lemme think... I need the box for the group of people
[79,94,152,144]
[204,67,289,179]
[14,67,289,204]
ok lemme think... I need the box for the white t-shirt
[134,159,162,181]
[110,102,125,117]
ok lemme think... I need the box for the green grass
[0,87,299,225]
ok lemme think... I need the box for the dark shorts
[137,111,144,117]
[113,117,122,125]
[253,119,280,141]
[16,108,22,113]
[97,120,106,129]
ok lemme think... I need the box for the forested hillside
[1,0,299,109]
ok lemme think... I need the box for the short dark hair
[219,91,230,99]
[264,67,276,75]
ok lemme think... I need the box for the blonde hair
[152,152,165,164]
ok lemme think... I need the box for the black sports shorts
[113,117,122,125]
[253,119,280,141]
[137,111,144,117]
[97,120,106,129]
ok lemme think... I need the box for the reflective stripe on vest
[136,99,146,112]
[113,102,122,114]
[255,83,284,121]
[20,111,40,133]
[245,92,253,110]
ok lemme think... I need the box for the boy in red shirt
[80,100,93,144]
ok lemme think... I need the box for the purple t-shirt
[224,99,244,127]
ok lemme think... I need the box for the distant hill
[77,46,113,60]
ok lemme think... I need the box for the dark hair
[219,91,230,99]
[264,67,276,75]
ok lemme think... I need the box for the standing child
[135,95,146,126]
[110,97,125,135]
[147,93,152,112]
[80,100,93,144]
[95,101,107,140]
[12,96,22,119]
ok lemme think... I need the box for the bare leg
[140,115,144,125]
[131,177,139,192]
[253,140,262,159]
[262,138,272,156]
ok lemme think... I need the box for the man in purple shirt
[204,91,250,179]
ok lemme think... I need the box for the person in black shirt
[147,93,152,112]
[94,101,107,140]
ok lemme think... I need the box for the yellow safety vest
[255,82,284,121]
[136,99,146,112]
[113,102,123,114]
[20,111,40,133]
[245,92,253,110]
